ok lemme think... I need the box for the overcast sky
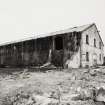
[0,0,105,50]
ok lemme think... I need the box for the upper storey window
[99,42,101,49]
[94,39,96,47]
[86,35,89,44]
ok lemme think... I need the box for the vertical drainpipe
[80,32,82,68]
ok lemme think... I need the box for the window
[55,36,63,50]
[86,35,89,44]
[100,54,101,61]
[86,52,89,61]
[99,42,101,49]
[94,39,96,47]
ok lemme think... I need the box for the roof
[0,23,103,46]
[33,23,93,39]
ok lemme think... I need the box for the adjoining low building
[0,23,104,68]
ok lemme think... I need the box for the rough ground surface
[0,67,105,105]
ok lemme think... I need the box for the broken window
[86,52,89,61]
[86,35,89,44]
[94,39,96,47]
[55,36,63,50]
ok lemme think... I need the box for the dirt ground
[0,67,105,105]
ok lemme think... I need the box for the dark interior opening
[86,35,89,44]
[55,36,63,50]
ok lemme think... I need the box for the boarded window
[94,39,96,47]
[86,35,89,44]
[86,52,89,61]
[55,36,63,50]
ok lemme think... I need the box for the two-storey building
[0,23,104,68]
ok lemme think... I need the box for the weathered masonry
[0,23,104,68]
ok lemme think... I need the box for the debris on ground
[0,66,105,105]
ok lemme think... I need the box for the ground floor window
[86,52,89,61]
[100,54,101,61]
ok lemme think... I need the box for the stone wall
[63,32,81,68]
[81,24,104,67]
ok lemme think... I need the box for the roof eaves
[81,23,95,32]
[94,24,104,46]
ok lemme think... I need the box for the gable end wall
[81,25,104,67]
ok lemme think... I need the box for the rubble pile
[0,67,105,105]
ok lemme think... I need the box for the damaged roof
[0,23,104,46]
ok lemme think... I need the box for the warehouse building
[0,23,104,68]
